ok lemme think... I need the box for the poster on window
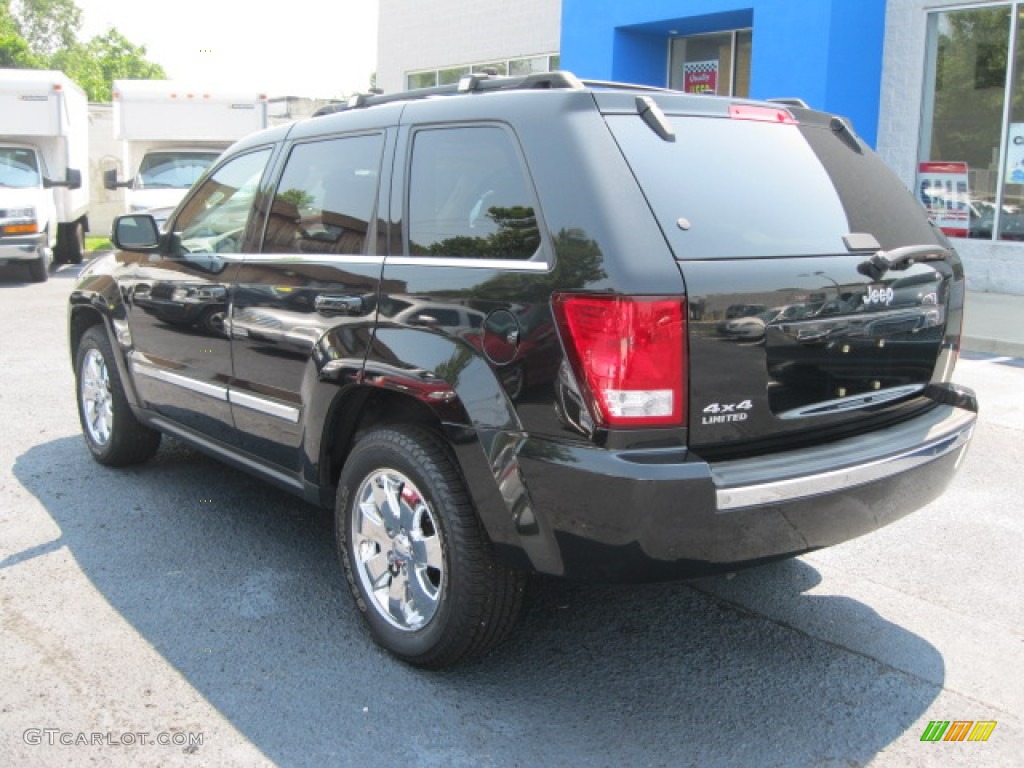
[1006,124,1024,184]
[683,60,719,94]
[917,161,970,238]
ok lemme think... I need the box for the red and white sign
[684,60,719,95]
[917,161,970,238]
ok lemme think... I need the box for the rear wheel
[337,425,526,668]
[75,326,161,466]
[56,220,85,265]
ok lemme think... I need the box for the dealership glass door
[669,30,752,96]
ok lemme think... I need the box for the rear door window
[406,125,541,260]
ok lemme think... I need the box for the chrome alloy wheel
[351,469,444,631]
[80,348,113,446]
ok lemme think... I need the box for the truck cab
[0,69,90,282]
[0,144,57,276]
[104,81,268,221]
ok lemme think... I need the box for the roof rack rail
[312,71,586,117]
[580,79,675,94]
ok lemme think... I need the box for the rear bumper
[513,396,976,581]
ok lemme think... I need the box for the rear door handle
[315,294,365,316]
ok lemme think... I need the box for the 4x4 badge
[701,400,753,425]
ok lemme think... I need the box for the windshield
[0,147,41,188]
[137,152,218,190]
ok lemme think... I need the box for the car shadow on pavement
[12,436,943,767]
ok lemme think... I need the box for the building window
[919,3,1024,242]
[472,61,509,75]
[439,66,471,85]
[668,30,752,97]
[406,54,560,91]
[407,71,438,90]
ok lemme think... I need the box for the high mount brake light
[729,104,797,125]
[552,294,687,428]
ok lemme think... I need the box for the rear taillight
[552,294,687,428]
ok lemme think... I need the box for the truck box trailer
[105,81,268,217]
[0,69,90,282]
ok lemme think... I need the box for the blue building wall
[561,0,888,146]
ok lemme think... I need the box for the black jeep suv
[69,72,977,668]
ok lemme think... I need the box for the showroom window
[668,30,752,97]
[919,3,1024,241]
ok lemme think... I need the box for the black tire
[56,220,85,265]
[27,251,49,283]
[199,305,228,336]
[336,425,526,668]
[75,326,161,466]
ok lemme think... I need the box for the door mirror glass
[112,214,161,250]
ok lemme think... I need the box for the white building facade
[376,0,561,95]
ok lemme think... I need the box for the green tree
[3,0,165,102]
[1,2,43,67]
[8,0,80,56]
[51,28,165,101]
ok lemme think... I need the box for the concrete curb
[961,335,1024,359]
[963,291,1023,360]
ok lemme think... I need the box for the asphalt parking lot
[1,260,1021,767]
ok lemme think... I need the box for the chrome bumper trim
[713,406,976,511]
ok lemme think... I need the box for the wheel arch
[68,272,140,408]
[68,303,106,365]
[314,379,532,570]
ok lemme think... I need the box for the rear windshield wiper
[856,244,952,281]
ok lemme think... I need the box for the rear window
[606,115,940,259]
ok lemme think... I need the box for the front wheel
[27,250,50,283]
[75,326,161,466]
[337,425,526,668]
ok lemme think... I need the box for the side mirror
[103,168,131,191]
[42,168,83,189]
[112,214,161,252]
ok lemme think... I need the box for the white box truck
[105,81,268,218]
[0,69,90,282]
